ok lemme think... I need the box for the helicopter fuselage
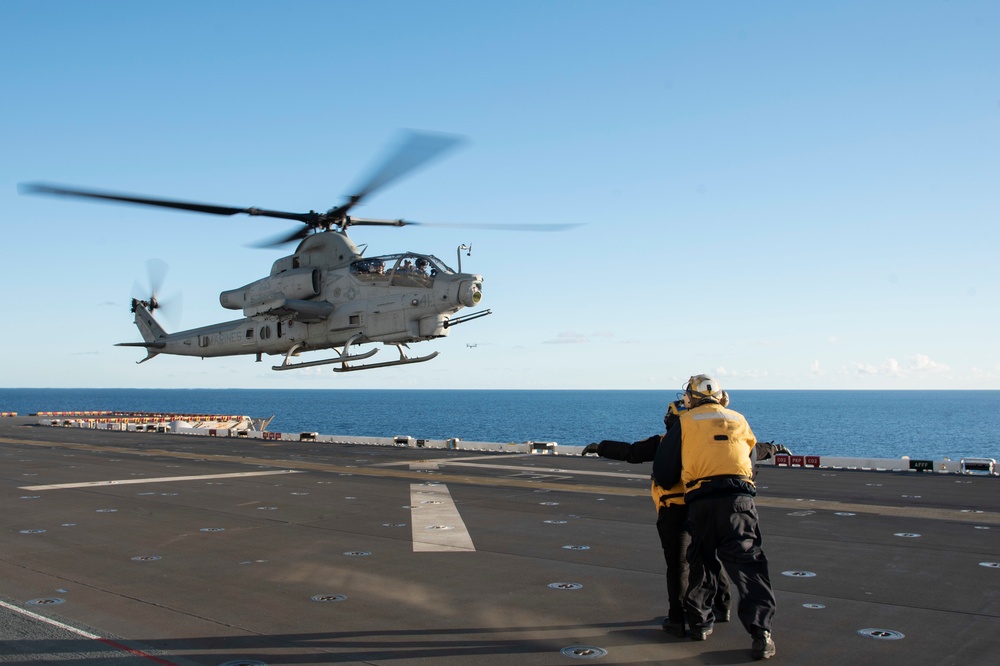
[123,230,488,371]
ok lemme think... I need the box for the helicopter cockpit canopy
[350,253,453,287]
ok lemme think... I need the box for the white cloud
[911,354,948,372]
[853,358,904,377]
[810,360,823,376]
[851,355,948,378]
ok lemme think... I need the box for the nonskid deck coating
[1,417,997,665]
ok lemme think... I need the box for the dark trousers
[684,494,776,635]
[656,504,730,624]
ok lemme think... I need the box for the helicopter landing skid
[334,344,439,373]
[271,341,377,371]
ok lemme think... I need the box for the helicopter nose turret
[459,279,483,308]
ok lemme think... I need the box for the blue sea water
[1,389,997,462]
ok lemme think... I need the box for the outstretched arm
[582,435,661,463]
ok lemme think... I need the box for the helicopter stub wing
[243,297,334,322]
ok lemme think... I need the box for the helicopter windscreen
[350,258,388,282]
[350,254,452,286]
[390,255,436,288]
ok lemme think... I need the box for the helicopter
[19,131,542,373]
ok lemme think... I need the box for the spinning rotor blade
[19,130,465,245]
[251,226,314,249]
[131,258,168,305]
[19,183,316,223]
[347,217,584,232]
[155,292,183,327]
[131,258,182,325]
[20,131,580,248]
[342,131,466,214]
[145,258,169,297]
[249,133,463,248]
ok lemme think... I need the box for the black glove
[581,442,600,456]
[775,444,791,455]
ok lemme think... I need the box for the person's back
[678,401,756,502]
[673,374,777,661]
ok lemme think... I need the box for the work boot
[660,618,686,638]
[689,625,713,641]
[751,629,776,660]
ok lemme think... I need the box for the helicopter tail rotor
[131,258,181,325]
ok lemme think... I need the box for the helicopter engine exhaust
[219,268,322,310]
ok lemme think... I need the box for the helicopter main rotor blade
[252,216,432,247]
[418,222,584,232]
[251,226,314,249]
[19,183,316,223]
[345,217,411,227]
[336,131,465,217]
[348,217,584,232]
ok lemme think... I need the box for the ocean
[0,389,997,462]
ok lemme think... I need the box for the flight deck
[1,417,997,665]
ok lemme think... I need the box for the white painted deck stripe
[415,460,649,480]
[0,599,179,664]
[409,483,476,552]
[20,469,302,491]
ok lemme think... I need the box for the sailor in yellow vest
[652,375,777,660]
[582,400,731,638]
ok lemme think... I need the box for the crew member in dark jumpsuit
[582,400,731,637]
[653,374,778,660]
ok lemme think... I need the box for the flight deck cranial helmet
[683,374,725,408]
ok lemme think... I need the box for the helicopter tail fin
[134,307,168,342]
[117,307,168,363]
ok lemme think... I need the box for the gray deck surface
[1,417,997,665]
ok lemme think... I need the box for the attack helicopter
[20,132,548,373]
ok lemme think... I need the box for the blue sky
[2,1,998,390]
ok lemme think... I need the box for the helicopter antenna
[457,243,472,272]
